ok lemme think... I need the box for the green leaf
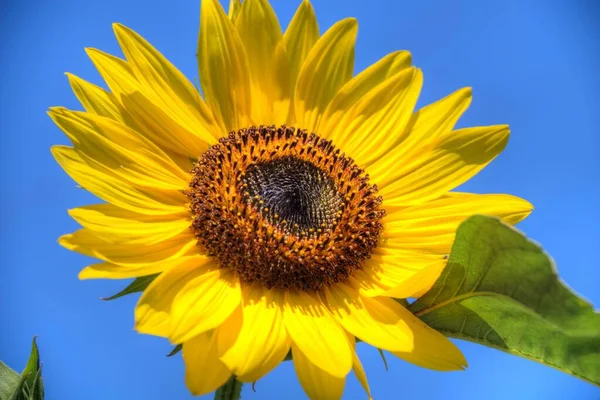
[21,337,43,400]
[0,361,21,400]
[214,376,243,400]
[22,338,39,388]
[25,369,43,400]
[410,216,600,386]
[395,298,409,307]
[6,374,26,400]
[101,274,158,301]
[1,338,45,400]
[166,344,182,357]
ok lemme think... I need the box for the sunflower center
[187,125,384,291]
[243,157,344,236]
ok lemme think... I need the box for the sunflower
[51,0,532,398]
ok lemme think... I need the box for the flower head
[51,0,533,398]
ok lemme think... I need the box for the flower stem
[214,376,243,400]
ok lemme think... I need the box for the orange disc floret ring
[187,125,385,291]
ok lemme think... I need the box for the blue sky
[1,0,599,399]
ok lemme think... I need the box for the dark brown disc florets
[186,125,385,291]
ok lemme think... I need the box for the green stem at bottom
[214,376,243,400]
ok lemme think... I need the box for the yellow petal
[381,193,534,254]
[376,87,473,165]
[443,192,533,226]
[283,290,352,378]
[228,0,242,21]
[85,48,141,97]
[86,48,212,157]
[327,67,422,164]
[51,146,186,216]
[345,334,372,400]
[79,259,179,280]
[215,305,243,356]
[235,0,291,125]
[377,125,511,205]
[134,256,215,337]
[113,23,220,144]
[68,203,189,244]
[367,86,472,189]
[282,0,319,103]
[292,342,345,400]
[324,283,413,352]
[354,250,448,298]
[353,258,446,299]
[220,285,290,381]
[294,18,357,132]
[66,73,123,122]
[198,0,251,132]
[60,229,197,265]
[318,50,411,138]
[386,298,467,371]
[403,262,446,299]
[354,251,438,288]
[120,91,211,156]
[183,332,231,396]
[49,108,190,191]
[169,269,242,343]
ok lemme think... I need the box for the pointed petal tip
[525,200,535,212]
[84,47,106,62]
[113,22,141,42]
[57,233,71,247]
[452,86,473,102]
[399,49,412,61]
[49,144,67,157]
[459,354,468,370]
[345,17,358,31]
[448,343,468,371]
[112,22,128,34]
[508,195,534,213]
[297,0,316,19]
[78,267,94,280]
[132,314,149,335]
[413,67,423,79]
[330,16,358,33]
[497,124,511,141]
[47,106,67,115]
[132,323,145,335]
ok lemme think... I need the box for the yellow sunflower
[51,0,533,398]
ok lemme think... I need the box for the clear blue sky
[1,0,599,399]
